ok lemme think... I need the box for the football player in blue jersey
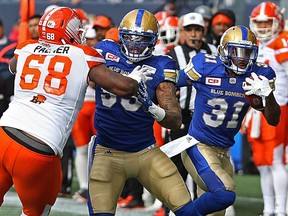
[170,25,280,215]
[88,9,202,216]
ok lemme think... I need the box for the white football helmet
[158,16,179,48]
[249,1,284,41]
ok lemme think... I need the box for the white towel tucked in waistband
[250,109,261,138]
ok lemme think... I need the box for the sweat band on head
[212,14,233,26]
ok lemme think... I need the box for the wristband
[148,102,166,121]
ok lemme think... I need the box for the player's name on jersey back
[33,45,70,54]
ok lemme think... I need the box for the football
[245,94,265,111]
[244,74,265,111]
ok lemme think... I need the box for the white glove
[243,72,272,97]
[128,65,153,83]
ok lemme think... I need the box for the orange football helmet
[249,1,284,41]
[38,7,86,45]
[159,16,179,47]
[154,11,171,26]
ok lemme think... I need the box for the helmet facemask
[119,29,157,62]
[250,17,279,41]
[218,42,258,75]
[159,26,179,47]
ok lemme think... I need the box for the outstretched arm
[88,64,152,98]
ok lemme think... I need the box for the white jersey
[257,31,288,106]
[0,40,105,156]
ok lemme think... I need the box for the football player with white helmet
[88,9,203,216]
[154,11,180,55]
[0,7,149,216]
[163,25,280,216]
[247,2,288,216]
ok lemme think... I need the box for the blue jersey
[181,52,276,148]
[94,40,177,152]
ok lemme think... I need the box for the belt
[2,126,55,156]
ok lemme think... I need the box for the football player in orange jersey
[0,7,150,216]
[243,2,288,216]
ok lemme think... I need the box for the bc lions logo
[31,94,47,104]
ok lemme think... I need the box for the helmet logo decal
[47,21,56,28]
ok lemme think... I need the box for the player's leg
[271,106,288,215]
[88,145,126,215]
[137,147,201,216]
[269,143,287,215]
[182,143,236,216]
[0,127,14,206]
[12,144,61,215]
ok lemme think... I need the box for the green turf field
[0,174,264,216]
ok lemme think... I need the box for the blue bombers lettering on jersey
[94,40,177,152]
[180,52,276,148]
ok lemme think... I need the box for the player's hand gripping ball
[242,73,269,111]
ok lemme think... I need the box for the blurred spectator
[93,15,113,42]
[194,5,212,41]
[178,15,185,45]
[163,2,177,15]
[74,8,89,26]
[0,19,17,118]
[85,27,98,47]
[8,21,19,42]
[28,14,41,40]
[105,27,119,42]
[206,8,236,46]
